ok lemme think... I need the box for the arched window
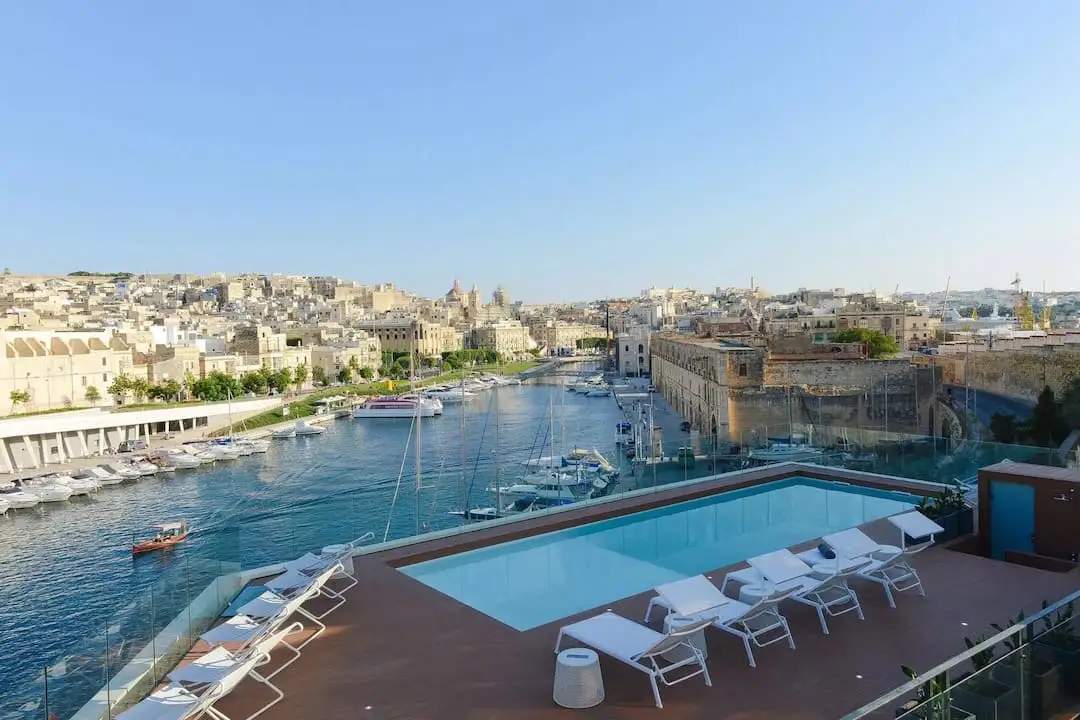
[638,343,644,353]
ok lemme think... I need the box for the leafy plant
[901,665,952,719]
[917,487,968,520]
[990,612,1026,652]
[964,633,996,672]
[1038,600,1079,651]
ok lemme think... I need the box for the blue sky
[2,2,1077,301]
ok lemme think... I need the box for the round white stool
[739,584,772,605]
[662,615,708,663]
[553,648,604,709]
[321,544,354,576]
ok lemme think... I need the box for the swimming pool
[400,477,921,630]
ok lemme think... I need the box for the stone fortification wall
[961,348,1080,400]
[764,358,920,392]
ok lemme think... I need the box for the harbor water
[0,379,706,719]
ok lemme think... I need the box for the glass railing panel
[1028,599,1080,715]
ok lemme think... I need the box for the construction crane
[1011,273,1036,331]
[939,276,951,321]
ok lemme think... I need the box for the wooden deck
[160,466,1080,720]
[205,537,1079,719]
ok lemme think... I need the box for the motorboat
[76,467,125,485]
[399,394,443,415]
[0,488,41,509]
[124,458,161,476]
[523,447,617,475]
[747,442,825,463]
[151,448,202,470]
[21,480,73,503]
[101,463,142,480]
[615,422,633,445]
[353,397,435,419]
[132,521,188,555]
[270,425,296,439]
[422,386,476,403]
[214,438,254,456]
[201,443,241,461]
[293,420,327,435]
[50,473,102,494]
[585,385,612,397]
[180,444,217,463]
[237,438,269,453]
[133,454,175,472]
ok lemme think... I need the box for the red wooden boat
[132,521,188,554]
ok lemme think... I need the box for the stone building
[471,321,532,357]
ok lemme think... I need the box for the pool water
[400,477,920,630]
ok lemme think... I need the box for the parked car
[117,440,148,453]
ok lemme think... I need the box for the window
[638,344,644,354]
[81,376,87,387]
[102,357,107,366]
[103,373,108,381]
[739,363,748,377]
[625,344,630,352]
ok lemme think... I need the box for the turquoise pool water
[400,477,920,630]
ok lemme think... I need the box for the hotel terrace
[45,457,1080,720]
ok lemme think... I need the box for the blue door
[990,481,1035,560]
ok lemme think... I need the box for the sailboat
[450,385,507,521]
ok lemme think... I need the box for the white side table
[553,648,604,709]
[321,544,355,576]
[662,615,708,663]
[739,584,772,605]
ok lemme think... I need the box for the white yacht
[101,463,142,480]
[748,442,825,463]
[78,467,126,485]
[353,397,435,419]
[294,419,326,435]
[180,445,217,464]
[215,439,255,456]
[271,425,296,439]
[585,386,612,397]
[0,488,41,509]
[151,448,202,470]
[49,473,101,494]
[21,481,73,503]
[422,386,475,403]
[400,394,443,415]
[523,447,617,475]
[205,444,241,461]
[125,458,161,475]
[238,438,270,453]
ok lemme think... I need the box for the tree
[1027,385,1069,448]
[832,328,899,359]
[348,356,362,374]
[359,366,374,380]
[337,366,353,385]
[189,371,242,401]
[108,375,133,403]
[989,412,1023,444]
[9,389,30,413]
[241,369,269,395]
[293,363,309,390]
[311,365,329,387]
[85,386,101,406]
[158,379,182,401]
[267,367,293,394]
[129,377,151,402]
[1062,376,1080,431]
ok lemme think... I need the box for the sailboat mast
[412,334,422,535]
[495,386,501,514]
[548,393,555,473]
[460,370,467,512]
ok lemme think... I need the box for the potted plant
[989,612,1062,718]
[912,486,973,544]
[896,665,975,719]
[1033,600,1080,695]
[949,634,1018,720]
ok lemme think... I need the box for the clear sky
[2,2,1078,302]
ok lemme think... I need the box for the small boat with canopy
[132,521,189,555]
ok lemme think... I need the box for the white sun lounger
[822,528,897,561]
[888,510,945,549]
[119,632,276,720]
[719,548,813,593]
[115,684,213,720]
[555,611,714,709]
[783,560,870,634]
[185,621,304,681]
[855,542,931,608]
[282,531,373,593]
[645,575,798,668]
[260,563,345,619]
